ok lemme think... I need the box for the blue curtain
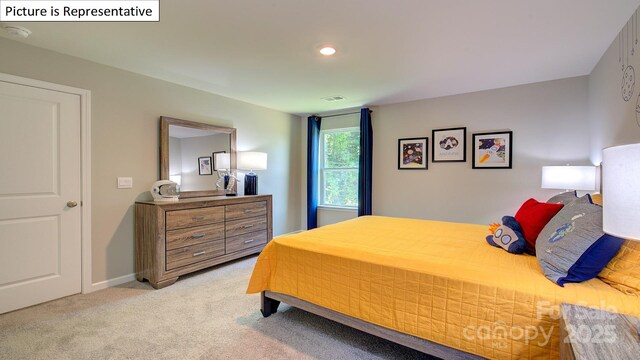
[358,108,373,216]
[307,115,322,229]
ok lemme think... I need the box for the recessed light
[320,47,336,56]
[2,25,31,38]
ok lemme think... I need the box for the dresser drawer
[226,230,268,254]
[166,206,224,230]
[166,223,225,251]
[226,216,268,237]
[226,201,267,221]
[166,239,225,270]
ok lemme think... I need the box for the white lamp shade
[237,152,267,171]
[214,153,230,170]
[541,166,596,191]
[602,143,640,241]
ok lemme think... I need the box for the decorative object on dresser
[541,165,597,193]
[560,303,640,360]
[149,180,180,202]
[198,156,213,175]
[135,195,272,289]
[472,131,512,169]
[214,152,237,195]
[237,151,267,196]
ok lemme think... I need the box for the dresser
[135,195,272,289]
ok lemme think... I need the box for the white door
[0,80,82,314]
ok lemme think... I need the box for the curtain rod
[314,109,373,119]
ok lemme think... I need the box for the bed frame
[260,291,482,360]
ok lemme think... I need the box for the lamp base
[244,172,258,196]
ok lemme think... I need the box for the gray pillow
[536,195,624,286]
[546,190,578,205]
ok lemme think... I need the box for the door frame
[0,72,93,294]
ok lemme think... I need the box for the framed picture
[198,156,213,175]
[212,150,226,170]
[398,137,428,170]
[432,127,466,162]
[472,131,512,169]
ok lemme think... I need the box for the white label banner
[0,1,160,22]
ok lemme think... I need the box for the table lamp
[541,165,596,192]
[602,143,640,336]
[238,151,267,196]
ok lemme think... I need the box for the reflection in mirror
[168,125,230,191]
[160,117,236,198]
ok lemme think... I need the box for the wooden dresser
[135,195,272,289]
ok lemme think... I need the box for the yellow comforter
[247,216,640,359]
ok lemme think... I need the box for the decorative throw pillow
[514,198,564,255]
[486,216,527,254]
[598,240,640,295]
[590,193,603,206]
[536,195,625,286]
[546,190,578,205]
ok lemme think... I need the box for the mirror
[160,116,236,198]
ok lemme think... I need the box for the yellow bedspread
[247,216,640,359]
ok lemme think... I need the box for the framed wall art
[198,156,213,175]
[212,150,226,170]
[398,137,428,170]
[432,127,466,162]
[472,131,512,169]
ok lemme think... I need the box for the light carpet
[0,256,434,360]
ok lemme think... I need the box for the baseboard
[90,273,137,292]
[277,229,303,237]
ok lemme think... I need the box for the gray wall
[0,38,302,284]
[300,78,591,228]
[372,77,591,225]
[588,11,640,164]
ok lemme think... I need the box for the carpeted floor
[0,256,435,359]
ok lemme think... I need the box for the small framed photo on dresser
[432,127,466,162]
[472,131,512,169]
[198,156,213,175]
[398,137,428,170]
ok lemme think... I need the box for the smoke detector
[2,25,32,38]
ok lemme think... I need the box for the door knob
[67,201,78,208]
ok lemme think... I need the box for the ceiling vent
[321,96,345,102]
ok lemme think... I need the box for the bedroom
[1,1,640,359]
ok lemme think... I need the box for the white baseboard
[276,229,304,237]
[88,230,305,293]
[90,273,137,292]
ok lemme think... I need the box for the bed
[246,215,640,359]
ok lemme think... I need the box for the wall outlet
[117,177,133,189]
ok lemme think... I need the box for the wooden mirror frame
[160,116,237,198]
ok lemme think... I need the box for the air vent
[321,96,345,102]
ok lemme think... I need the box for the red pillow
[514,198,564,254]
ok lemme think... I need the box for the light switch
[117,177,133,189]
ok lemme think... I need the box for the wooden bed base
[260,291,482,360]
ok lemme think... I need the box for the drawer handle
[192,251,206,257]
[241,224,254,229]
[192,216,205,221]
[191,233,206,239]
[244,239,255,244]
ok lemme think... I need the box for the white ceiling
[1,0,639,115]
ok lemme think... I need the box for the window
[319,127,360,208]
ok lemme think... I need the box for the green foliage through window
[321,128,359,207]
